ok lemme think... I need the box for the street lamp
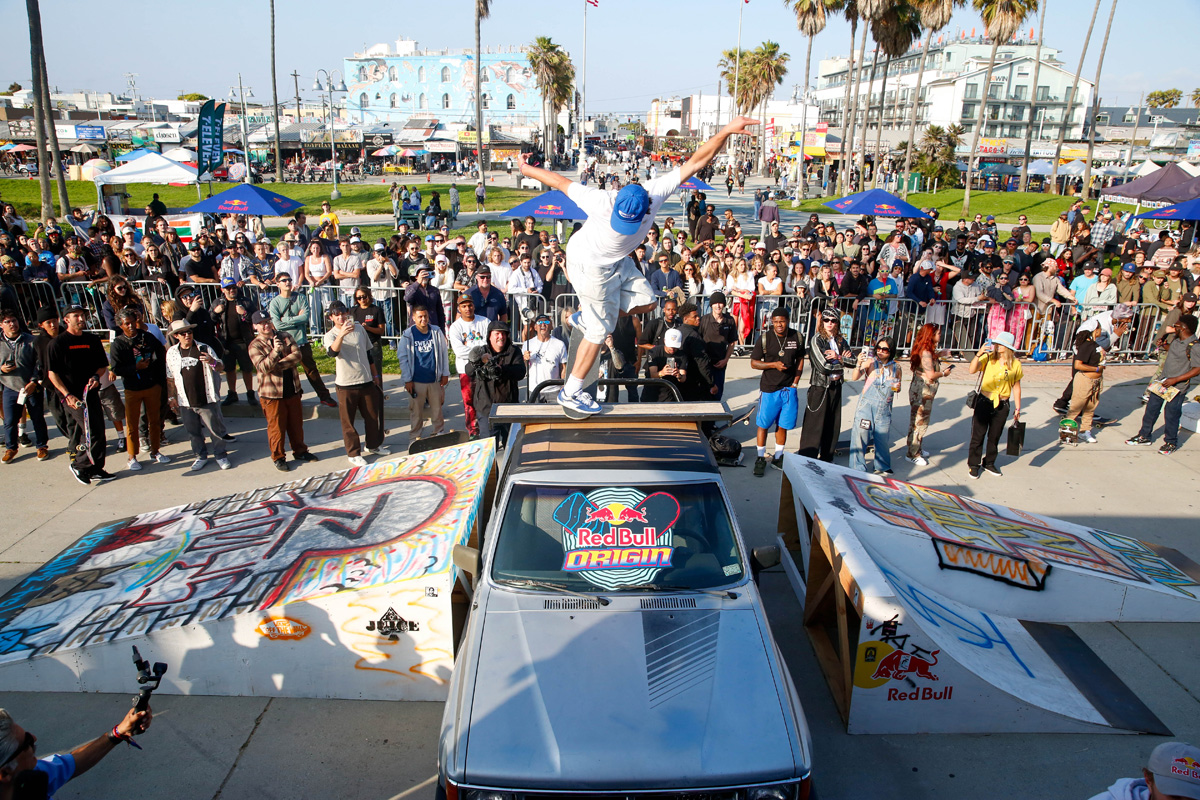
[229,75,254,184]
[313,69,348,200]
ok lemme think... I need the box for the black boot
[222,391,238,407]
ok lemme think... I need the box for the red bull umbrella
[502,189,588,221]
[822,188,930,219]
[680,176,715,191]
[185,183,305,216]
[1133,195,1200,221]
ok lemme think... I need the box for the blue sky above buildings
[3,0,1197,118]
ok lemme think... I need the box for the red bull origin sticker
[552,488,681,590]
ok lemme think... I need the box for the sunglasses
[3,731,35,766]
[354,294,368,300]
[875,347,892,353]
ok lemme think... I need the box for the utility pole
[291,70,302,121]
[1124,91,1143,171]
[125,72,139,119]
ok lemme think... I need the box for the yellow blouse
[978,353,1023,405]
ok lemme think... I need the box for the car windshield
[491,482,744,592]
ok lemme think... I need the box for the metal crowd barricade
[11,281,59,329]
[57,280,110,339]
[369,286,408,349]
[130,280,175,328]
[506,290,550,343]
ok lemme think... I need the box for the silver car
[440,418,814,800]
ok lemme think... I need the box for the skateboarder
[518,116,760,418]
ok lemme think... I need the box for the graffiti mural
[846,475,1200,596]
[0,441,494,663]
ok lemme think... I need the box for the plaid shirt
[1090,221,1115,249]
[248,331,303,399]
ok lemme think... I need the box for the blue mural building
[343,39,546,128]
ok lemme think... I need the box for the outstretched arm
[679,117,760,183]
[518,155,573,192]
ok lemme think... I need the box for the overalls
[850,358,899,473]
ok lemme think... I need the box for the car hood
[463,598,799,790]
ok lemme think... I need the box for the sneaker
[221,392,238,407]
[968,466,981,480]
[771,452,784,470]
[215,457,232,470]
[1079,430,1097,444]
[69,464,90,485]
[906,455,928,466]
[116,435,126,453]
[151,452,170,465]
[36,447,48,461]
[874,469,895,476]
[348,455,368,468]
[159,431,174,446]
[274,458,290,472]
[1159,442,1179,455]
[18,433,31,447]
[1125,435,1152,446]
[140,436,151,450]
[246,391,256,405]
[93,469,115,484]
[983,465,1002,477]
[1092,416,1113,427]
[372,445,392,456]
[320,398,338,408]
[1,449,15,464]
[557,387,601,419]
[220,433,237,442]
[1052,402,1069,415]
[189,457,208,472]
[921,450,930,458]
[753,456,767,477]
[295,452,319,463]
[126,457,142,471]
[1140,393,1149,405]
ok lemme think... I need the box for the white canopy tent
[93,152,199,213]
[1179,161,1200,177]
[1132,160,1162,178]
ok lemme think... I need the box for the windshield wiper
[616,583,738,600]
[496,578,611,606]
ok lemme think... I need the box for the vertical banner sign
[197,100,227,177]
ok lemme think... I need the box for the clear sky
[3,0,1198,118]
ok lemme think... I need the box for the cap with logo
[1148,742,1200,800]
[221,275,237,288]
[251,311,270,324]
[610,184,651,235]
[664,328,684,349]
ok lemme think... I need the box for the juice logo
[553,488,681,590]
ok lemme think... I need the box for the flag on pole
[586,0,597,6]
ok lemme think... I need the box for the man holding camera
[0,704,151,799]
[323,301,388,466]
[249,312,319,472]
[464,321,526,443]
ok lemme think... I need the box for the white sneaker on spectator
[151,452,170,465]
[126,457,141,471]
[190,457,208,472]
[348,455,368,467]
[371,445,392,456]
[1079,430,1097,444]
[921,450,930,458]
[215,457,232,470]
[906,455,928,466]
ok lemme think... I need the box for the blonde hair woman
[725,257,756,346]
[702,259,726,297]
[966,331,1022,479]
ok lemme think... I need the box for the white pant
[566,257,656,344]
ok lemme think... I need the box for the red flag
[586,0,598,5]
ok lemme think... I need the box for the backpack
[709,433,743,467]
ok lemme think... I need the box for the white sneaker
[151,452,170,465]
[372,445,392,456]
[348,455,368,467]
[215,457,232,470]
[126,457,141,471]
[569,311,584,329]
[557,387,601,419]
[921,450,930,458]
[190,457,208,472]
[1079,430,1097,444]
[906,455,928,466]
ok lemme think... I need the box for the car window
[491,482,744,591]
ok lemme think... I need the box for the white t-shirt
[274,252,302,283]
[368,257,397,289]
[468,231,490,256]
[726,272,756,297]
[523,335,567,394]
[448,314,491,361]
[488,262,512,294]
[565,167,683,265]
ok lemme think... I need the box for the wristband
[110,724,143,750]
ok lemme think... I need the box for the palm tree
[835,0,859,194]
[1016,0,1046,192]
[900,0,964,199]
[1048,0,1100,195]
[528,36,572,166]
[720,48,756,112]
[476,0,491,184]
[1191,87,1200,108]
[25,0,51,221]
[270,0,283,183]
[869,3,922,184]
[960,0,1037,217]
[849,0,891,190]
[750,41,790,175]
[916,123,963,183]
[549,54,576,161]
[785,0,843,197]
[1081,0,1117,202]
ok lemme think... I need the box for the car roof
[507,421,718,477]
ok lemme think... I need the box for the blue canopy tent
[822,188,931,218]
[185,183,304,216]
[680,176,715,191]
[116,148,159,162]
[1133,196,1200,221]
[502,189,587,240]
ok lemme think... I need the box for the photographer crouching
[464,321,526,446]
[0,704,151,799]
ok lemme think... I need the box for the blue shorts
[756,387,798,431]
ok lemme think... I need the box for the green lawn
[0,179,539,218]
[797,189,1137,226]
[309,342,401,375]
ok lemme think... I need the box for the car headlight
[745,784,798,800]
[462,791,515,800]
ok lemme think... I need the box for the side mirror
[751,545,781,578]
[452,544,481,577]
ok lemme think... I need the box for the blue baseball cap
[611,184,651,235]
[221,275,237,288]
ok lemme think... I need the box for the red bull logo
[871,649,940,682]
[584,502,648,524]
[537,204,563,216]
[220,199,249,211]
[1159,208,1178,216]
[1173,757,1200,780]
[875,203,896,212]
[835,199,852,208]
[555,488,681,588]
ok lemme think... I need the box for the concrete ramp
[0,440,495,701]
[776,455,1196,735]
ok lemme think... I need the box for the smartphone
[946,364,956,372]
